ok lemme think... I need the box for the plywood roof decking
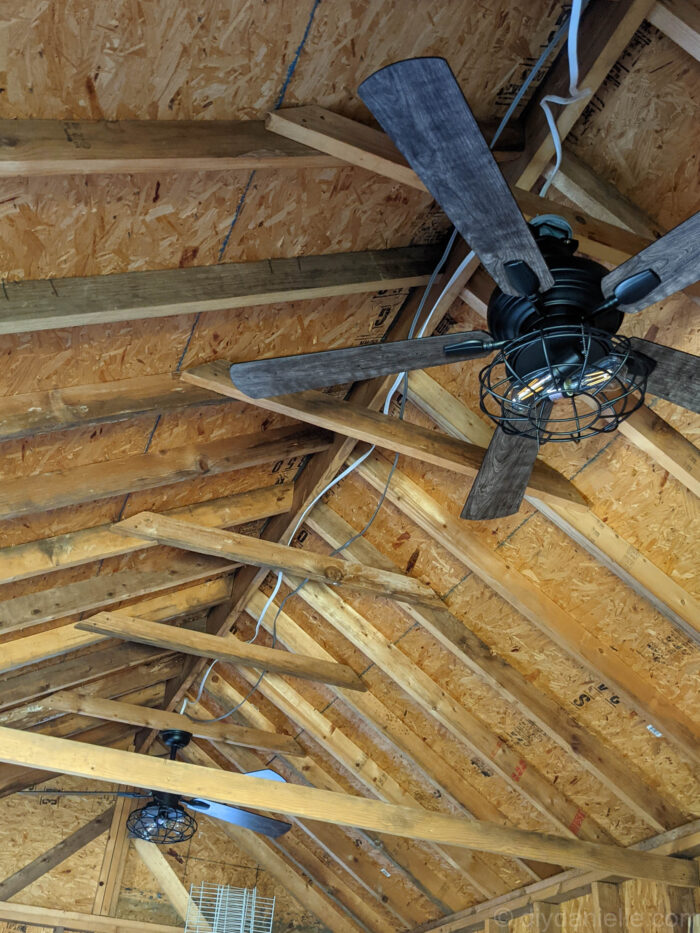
[0,1,698,931]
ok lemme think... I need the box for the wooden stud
[93,787,135,916]
[616,405,700,499]
[648,0,700,61]
[183,361,587,512]
[0,426,328,520]
[0,899,181,932]
[0,245,438,335]
[590,881,625,933]
[112,511,442,609]
[532,901,559,932]
[0,808,114,901]
[76,611,365,691]
[355,453,700,766]
[133,838,211,928]
[484,918,509,931]
[44,691,304,755]
[0,482,293,588]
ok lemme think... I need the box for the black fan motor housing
[487,236,623,343]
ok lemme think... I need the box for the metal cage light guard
[479,325,648,443]
[127,792,198,844]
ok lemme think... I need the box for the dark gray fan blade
[229,330,496,397]
[186,798,291,838]
[601,211,700,313]
[629,337,700,413]
[358,58,554,296]
[461,402,553,520]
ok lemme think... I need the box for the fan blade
[461,402,553,520]
[186,798,291,838]
[358,58,554,295]
[629,337,700,414]
[243,768,286,782]
[229,330,496,397]
[601,211,700,313]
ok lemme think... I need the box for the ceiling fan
[27,730,292,845]
[229,57,700,520]
[125,730,292,844]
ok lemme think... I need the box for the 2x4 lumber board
[355,454,700,766]
[133,838,210,929]
[502,0,658,189]
[0,372,225,442]
[307,505,687,833]
[183,361,587,512]
[281,576,616,845]
[114,510,443,610]
[93,785,133,916]
[0,728,697,886]
[0,556,237,635]
[0,118,342,176]
[590,881,625,933]
[78,611,366,691]
[0,245,439,335]
[0,426,328,521]
[0,483,292,588]
[0,899,183,933]
[532,901,559,931]
[407,371,700,643]
[0,578,231,676]
[265,106,653,266]
[484,919,508,932]
[266,106,522,174]
[0,807,114,901]
[648,0,700,61]
[410,820,700,932]
[44,690,304,756]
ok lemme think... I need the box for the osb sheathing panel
[568,22,700,232]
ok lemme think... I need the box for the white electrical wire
[539,0,591,196]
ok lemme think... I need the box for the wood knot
[323,565,344,583]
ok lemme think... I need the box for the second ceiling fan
[230,57,700,520]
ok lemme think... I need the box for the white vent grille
[184,882,275,933]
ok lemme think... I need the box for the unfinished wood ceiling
[0,1,698,931]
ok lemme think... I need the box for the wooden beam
[0,426,328,521]
[0,116,518,177]
[265,105,653,266]
[307,506,688,833]
[76,611,365,691]
[411,821,700,932]
[502,0,657,189]
[407,371,700,643]
[0,556,236,636]
[0,899,182,933]
[355,454,700,765]
[183,361,587,512]
[112,511,443,609]
[0,728,696,885]
[0,245,438,336]
[0,807,114,901]
[133,838,210,928]
[0,579,231,676]
[590,881,625,933]
[532,900,559,931]
[648,0,700,61]
[93,788,134,916]
[44,690,304,756]
[0,483,292,588]
[0,372,224,442]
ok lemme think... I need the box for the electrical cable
[183,5,580,722]
[539,0,591,196]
